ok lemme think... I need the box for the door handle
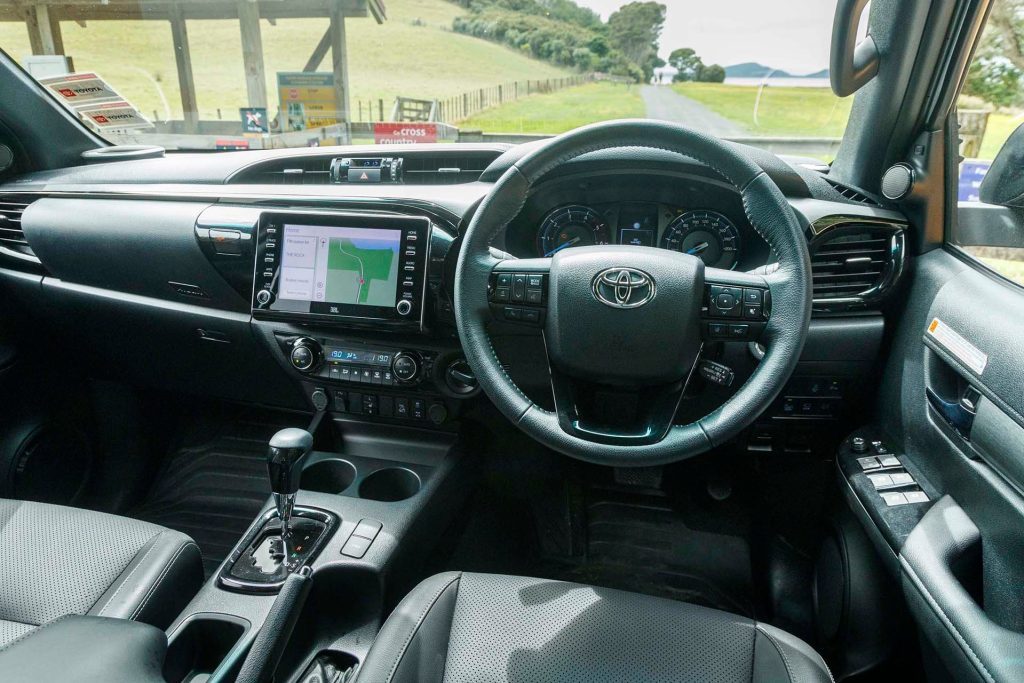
[926,387,976,440]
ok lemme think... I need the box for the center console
[193,203,480,428]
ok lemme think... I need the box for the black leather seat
[357,572,833,683]
[0,498,203,648]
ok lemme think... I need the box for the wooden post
[238,0,268,110]
[35,6,64,55]
[328,4,351,142]
[24,7,43,54]
[169,6,199,133]
[378,99,384,121]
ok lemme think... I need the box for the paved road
[641,85,744,137]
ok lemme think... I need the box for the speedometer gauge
[661,210,741,270]
[537,205,610,257]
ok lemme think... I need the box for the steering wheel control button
[728,324,749,338]
[708,285,742,317]
[743,304,762,319]
[698,360,735,387]
[512,274,527,301]
[490,271,548,325]
[742,288,763,305]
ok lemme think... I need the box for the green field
[459,82,645,133]
[0,0,569,122]
[673,82,854,137]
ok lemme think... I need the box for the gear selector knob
[267,428,313,537]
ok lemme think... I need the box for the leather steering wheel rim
[454,119,812,466]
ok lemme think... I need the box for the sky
[576,0,841,75]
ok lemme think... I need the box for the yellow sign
[277,72,339,131]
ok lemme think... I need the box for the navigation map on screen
[278,224,401,307]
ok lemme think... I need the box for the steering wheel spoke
[701,267,771,344]
[547,364,697,446]
[487,258,551,327]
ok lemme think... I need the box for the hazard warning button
[348,168,382,183]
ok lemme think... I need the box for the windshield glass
[1,0,851,159]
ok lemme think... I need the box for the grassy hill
[460,82,643,134]
[0,0,570,122]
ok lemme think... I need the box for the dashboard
[500,173,772,272]
[0,142,908,440]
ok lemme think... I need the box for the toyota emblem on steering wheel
[592,267,656,309]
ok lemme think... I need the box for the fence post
[498,84,503,103]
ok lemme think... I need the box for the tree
[964,0,1024,106]
[669,48,703,81]
[697,64,726,83]
[607,2,667,80]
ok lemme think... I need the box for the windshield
[2,0,852,159]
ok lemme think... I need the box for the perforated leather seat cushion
[356,572,834,683]
[0,499,202,648]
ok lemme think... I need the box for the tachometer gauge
[661,210,741,270]
[537,205,610,257]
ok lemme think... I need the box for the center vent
[810,223,905,305]
[0,194,41,262]
[229,150,501,185]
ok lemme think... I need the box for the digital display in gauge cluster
[536,202,742,269]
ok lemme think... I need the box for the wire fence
[350,75,592,124]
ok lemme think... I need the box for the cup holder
[358,467,421,502]
[301,459,357,494]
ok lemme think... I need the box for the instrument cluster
[537,203,743,270]
[501,174,771,271]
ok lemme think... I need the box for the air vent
[232,156,333,185]
[824,178,881,206]
[400,152,498,185]
[228,150,500,185]
[810,223,905,304]
[0,194,40,262]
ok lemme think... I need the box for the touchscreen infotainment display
[278,224,402,307]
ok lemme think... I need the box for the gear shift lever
[267,428,313,538]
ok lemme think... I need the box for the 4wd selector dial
[392,352,420,382]
[290,338,322,372]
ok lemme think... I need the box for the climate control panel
[276,335,431,388]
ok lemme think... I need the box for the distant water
[724,77,832,88]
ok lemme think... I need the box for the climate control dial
[392,352,421,383]
[290,338,323,373]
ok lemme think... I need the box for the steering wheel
[454,120,812,467]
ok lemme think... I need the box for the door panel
[876,247,1024,681]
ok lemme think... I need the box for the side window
[953,2,1024,286]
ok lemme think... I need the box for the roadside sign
[39,72,121,108]
[277,73,338,131]
[240,107,268,134]
[958,159,991,202]
[76,101,152,131]
[373,122,438,144]
[216,139,251,151]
